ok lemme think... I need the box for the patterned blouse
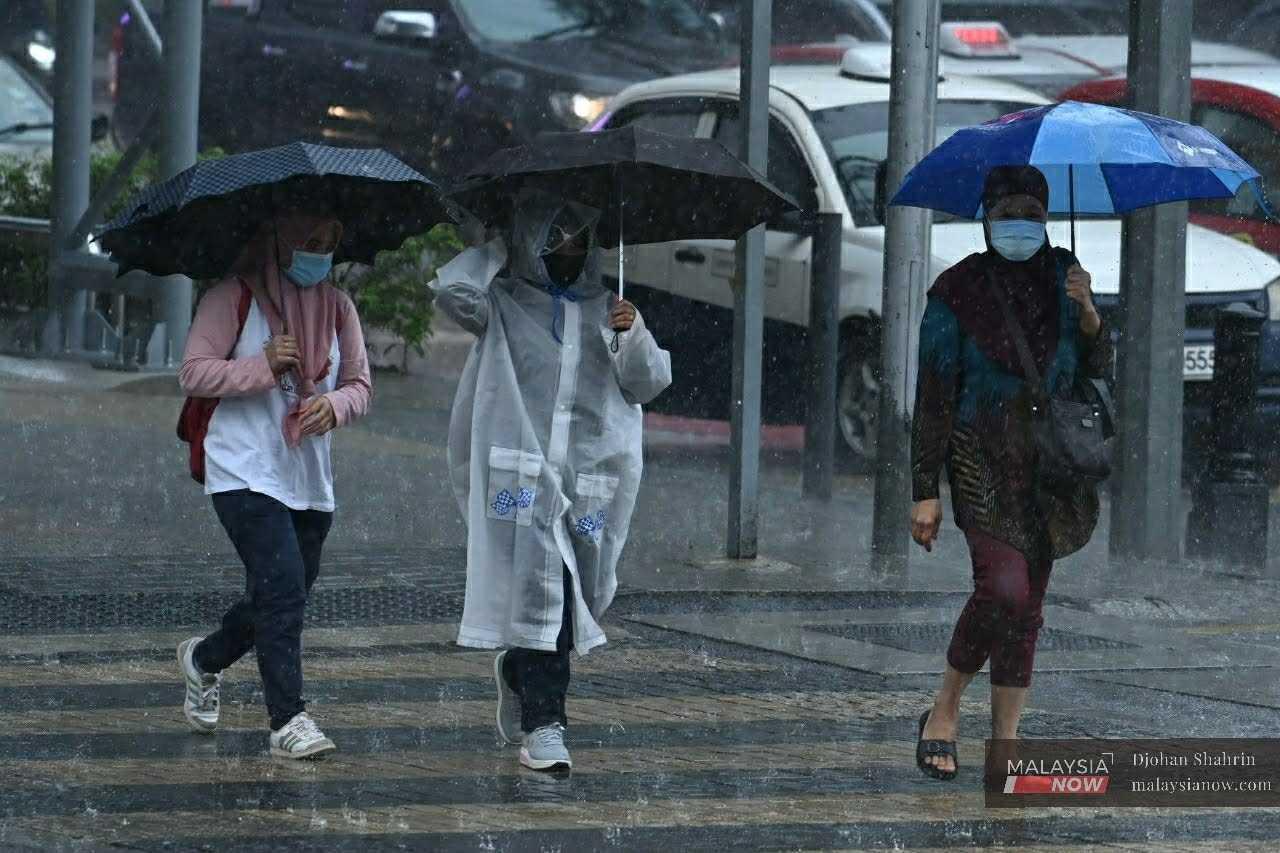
[911,250,1114,561]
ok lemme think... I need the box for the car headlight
[27,41,56,72]
[549,92,609,129]
[1268,276,1280,321]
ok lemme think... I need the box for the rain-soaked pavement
[3,350,1280,850]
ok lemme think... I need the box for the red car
[1063,68,1280,256]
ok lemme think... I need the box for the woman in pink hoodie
[174,210,371,760]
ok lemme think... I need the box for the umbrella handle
[612,168,624,354]
[1069,163,1076,257]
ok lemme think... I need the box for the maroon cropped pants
[945,530,1052,688]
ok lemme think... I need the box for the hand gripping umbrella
[890,100,1272,253]
[447,125,801,334]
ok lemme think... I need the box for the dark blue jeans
[193,489,332,731]
[501,567,574,731]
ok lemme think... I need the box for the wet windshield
[813,99,1040,226]
[455,0,718,43]
[0,58,51,140]
[872,1,1128,36]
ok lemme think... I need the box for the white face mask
[988,219,1046,262]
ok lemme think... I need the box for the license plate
[1184,344,1214,381]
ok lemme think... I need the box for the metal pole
[48,0,95,354]
[127,0,165,61]
[159,0,204,365]
[68,106,162,251]
[1110,0,1192,562]
[871,0,940,574]
[728,0,771,559]
[803,211,842,501]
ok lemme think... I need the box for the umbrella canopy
[446,125,801,249]
[97,143,457,280]
[891,100,1267,221]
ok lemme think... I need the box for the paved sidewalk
[4,358,1280,849]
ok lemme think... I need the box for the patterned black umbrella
[97,143,457,280]
[447,125,801,249]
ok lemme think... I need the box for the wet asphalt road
[2,365,1280,850]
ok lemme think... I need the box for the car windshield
[872,1,1128,36]
[454,0,717,43]
[812,99,1041,227]
[0,58,51,140]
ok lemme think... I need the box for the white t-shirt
[203,302,341,512]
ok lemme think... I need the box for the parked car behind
[1229,1,1280,60]
[0,54,53,160]
[595,60,1280,476]
[693,0,890,46]
[869,0,1127,36]
[1,0,55,87]
[112,0,732,178]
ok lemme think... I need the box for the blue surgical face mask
[988,219,1046,262]
[284,249,334,287]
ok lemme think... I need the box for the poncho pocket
[486,446,542,527]
[572,472,620,542]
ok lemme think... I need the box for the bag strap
[230,279,253,359]
[1084,376,1118,438]
[987,270,1044,387]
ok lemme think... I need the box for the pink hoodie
[178,215,371,430]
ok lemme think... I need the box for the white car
[596,59,1280,466]
[837,23,1280,99]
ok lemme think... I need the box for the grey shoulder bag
[989,278,1115,485]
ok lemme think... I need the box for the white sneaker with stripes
[520,723,572,771]
[269,712,337,760]
[177,637,221,734]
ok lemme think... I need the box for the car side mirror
[375,11,439,43]
[874,159,888,224]
[91,113,110,143]
[708,10,737,41]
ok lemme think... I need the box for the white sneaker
[520,723,571,771]
[269,712,337,760]
[177,637,221,734]
[494,651,522,746]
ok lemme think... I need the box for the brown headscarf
[231,214,342,447]
[931,166,1064,378]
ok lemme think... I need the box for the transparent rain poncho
[428,188,672,654]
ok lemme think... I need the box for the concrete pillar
[871,0,940,573]
[803,211,843,501]
[49,0,95,353]
[159,0,204,364]
[1109,0,1193,562]
[728,0,771,559]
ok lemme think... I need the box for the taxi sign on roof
[940,22,1019,59]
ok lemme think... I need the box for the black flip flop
[916,710,958,781]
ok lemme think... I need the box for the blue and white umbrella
[891,101,1271,251]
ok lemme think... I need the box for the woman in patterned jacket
[910,165,1113,781]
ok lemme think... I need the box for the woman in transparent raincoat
[428,188,672,771]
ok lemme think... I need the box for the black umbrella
[97,142,458,281]
[447,125,801,301]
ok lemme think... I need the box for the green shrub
[0,146,171,310]
[333,225,462,362]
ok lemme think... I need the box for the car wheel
[836,338,880,471]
